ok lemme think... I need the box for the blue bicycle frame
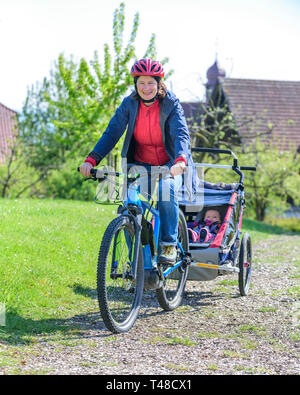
[125,177,185,282]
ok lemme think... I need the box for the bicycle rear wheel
[97,215,144,333]
[156,209,189,311]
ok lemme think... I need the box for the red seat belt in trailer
[209,192,237,248]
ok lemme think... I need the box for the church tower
[205,60,226,103]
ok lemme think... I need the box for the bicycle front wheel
[97,215,144,333]
[156,209,189,311]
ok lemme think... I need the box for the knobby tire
[97,216,144,333]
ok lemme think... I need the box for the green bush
[44,161,96,201]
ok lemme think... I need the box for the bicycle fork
[110,210,143,282]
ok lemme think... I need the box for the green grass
[0,198,116,344]
[266,217,300,234]
[242,218,299,240]
[0,197,297,344]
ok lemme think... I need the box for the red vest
[133,99,170,165]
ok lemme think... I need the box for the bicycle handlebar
[192,148,256,172]
[240,166,256,171]
[78,162,256,185]
[90,168,121,177]
[77,165,170,180]
[192,147,237,159]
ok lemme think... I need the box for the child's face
[204,210,221,223]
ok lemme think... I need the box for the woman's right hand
[79,162,93,177]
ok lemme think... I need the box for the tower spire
[205,58,226,103]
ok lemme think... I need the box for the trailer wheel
[238,233,252,296]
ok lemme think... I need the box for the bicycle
[85,166,191,334]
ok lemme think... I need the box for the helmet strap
[140,95,157,104]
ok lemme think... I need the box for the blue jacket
[89,90,193,167]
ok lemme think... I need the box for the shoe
[158,245,177,264]
[199,228,208,242]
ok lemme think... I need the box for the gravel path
[1,235,299,375]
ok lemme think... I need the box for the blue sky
[1,0,300,111]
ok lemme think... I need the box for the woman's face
[136,76,158,102]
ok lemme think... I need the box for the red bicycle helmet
[131,59,165,78]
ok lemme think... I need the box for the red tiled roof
[222,78,300,151]
[0,102,17,163]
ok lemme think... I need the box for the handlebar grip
[77,166,97,175]
[240,166,257,171]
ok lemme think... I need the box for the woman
[79,59,193,264]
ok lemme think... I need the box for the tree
[188,82,274,164]
[240,139,300,221]
[0,130,47,198]
[19,2,162,172]
[187,82,241,164]
[187,85,300,221]
[189,101,241,160]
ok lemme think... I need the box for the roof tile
[222,78,300,150]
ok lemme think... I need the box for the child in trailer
[188,208,221,243]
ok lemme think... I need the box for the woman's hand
[170,161,186,177]
[79,162,93,177]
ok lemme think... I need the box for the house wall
[0,103,17,163]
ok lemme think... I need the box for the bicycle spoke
[97,216,144,333]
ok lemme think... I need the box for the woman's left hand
[170,161,186,177]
